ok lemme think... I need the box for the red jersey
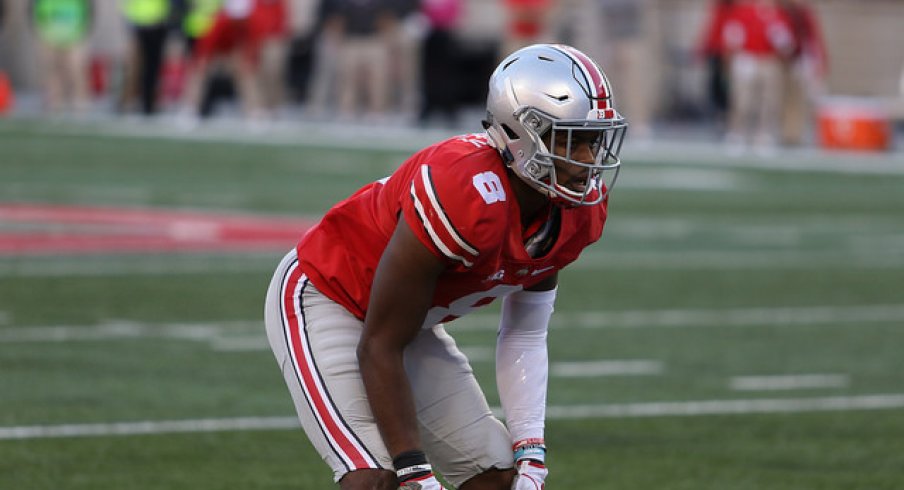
[723,2,794,57]
[296,133,607,327]
[697,1,735,57]
[251,0,288,39]
[504,0,552,38]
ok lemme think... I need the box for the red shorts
[251,0,288,39]
[194,13,261,64]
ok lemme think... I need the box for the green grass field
[1,118,903,489]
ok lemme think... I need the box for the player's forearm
[357,340,422,457]
[495,288,556,442]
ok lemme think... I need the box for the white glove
[511,439,548,490]
[398,472,447,489]
[395,450,448,490]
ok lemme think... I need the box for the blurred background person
[386,0,422,120]
[179,0,266,125]
[170,0,217,116]
[696,0,736,136]
[418,0,461,125]
[778,0,827,146]
[305,0,341,118]
[181,0,220,54]
[501,0,555,57]
[118,0,176,116]
[0,0,10,115]
[31,0,94,115]
[723,0,795,154]
[331,0,396,120]
[251,0,290,117]
[597,0,653,140]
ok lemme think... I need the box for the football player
[264,43,627,490]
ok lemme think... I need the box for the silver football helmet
[484,44,627,206]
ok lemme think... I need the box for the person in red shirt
[179,0,264,123]
[722,0,795,153]
[250,0,289,113]
[696,0,737,130]
[778,0,828,146]
[264,44,628,490]
[501,0,555,58]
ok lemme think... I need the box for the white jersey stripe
[419,165,479,257]
[280,265,379,470]
[410,183,474,267]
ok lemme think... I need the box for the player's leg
[404,324,516,490]
[264,250,394,487]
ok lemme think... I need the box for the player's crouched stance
[264,44,627,489]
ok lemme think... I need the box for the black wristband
[393,450,428,470]
[393,450,432,482]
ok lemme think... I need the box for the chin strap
[483,121,517,165]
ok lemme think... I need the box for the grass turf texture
[1,120,903,488]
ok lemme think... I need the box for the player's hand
[398,471,447,489]
[511,439,547,490]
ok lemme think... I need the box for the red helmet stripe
[553,45,612,110]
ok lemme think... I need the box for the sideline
[3,117,903,174]
[3,394,903,440]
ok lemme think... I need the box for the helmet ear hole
[501,124,520,140]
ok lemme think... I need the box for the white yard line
[0,320,258,343]
[209,337,268,352]
[544,394,904,419]
[0,254,277,277]
[551,360,664,377]
[560,304,904,329]
[730,374,851,391]
[2,247,902,278]
[0,417,300,441]
[574,249,904,270]
[453,304,904,331]
[3,394,904,440]
[1,304,902,345]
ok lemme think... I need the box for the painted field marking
[3,394,904,441]
[575,249,904,270]
[2,304,903,347]
[0,254,278,277]
[4,248,902,278]
[453,304,904,331]
[0,320,258,344]
[551,360,664,377]
[730,374,851,391]
[456,349,664,377]
[559,304,904,329]
[0,417,300,441]
[209,336,268,352]
[0,204,314,256]
[544,394,904,419]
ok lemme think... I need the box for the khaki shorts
[264,250,514,486]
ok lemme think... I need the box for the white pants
[264,250,514,486]
[336,36,391,116]
[728,53,784,146]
